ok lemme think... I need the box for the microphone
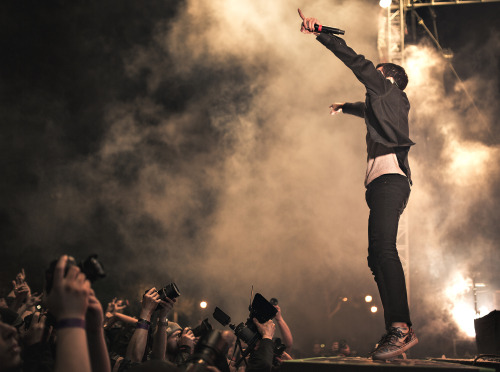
[314,24,345,35]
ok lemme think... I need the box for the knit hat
[166,321,182,338]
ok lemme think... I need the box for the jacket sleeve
[246,338,274,372]
[342,102,365,118]
[316,34,389,96]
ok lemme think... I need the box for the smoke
[405,40,500,354]
[1,0,499,358]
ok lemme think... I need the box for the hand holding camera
[252,318,275,340]
[140,288,161,320]
[46,255,91,321]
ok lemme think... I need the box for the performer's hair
[376,63,408,90]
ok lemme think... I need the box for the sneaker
[370,327,418,360]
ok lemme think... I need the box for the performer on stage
[298,9,418,360]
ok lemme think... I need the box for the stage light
[365,295,373,303]
[371,306,378,313]
[200,301,208,309]
[379,0,392,8]
[342,297,348,302]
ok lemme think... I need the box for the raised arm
[46,255,92,372]
[151,298,175,360]
[298,8,389,96]
[126,288,160,362]
[86,290,111,372]
[273,305,293,353]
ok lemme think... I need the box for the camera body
[213,293,277,366]
[44,255,106,294]
[191,318,212,338]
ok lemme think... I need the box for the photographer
[126,288,175,364]
[165,323,195,366]
[245,318,275,372]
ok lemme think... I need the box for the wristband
[55,318,86,330]
[136,319,150,330]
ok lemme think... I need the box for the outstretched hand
[329,103,344,115]
[298,8,320,35]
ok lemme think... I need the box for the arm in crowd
[151,298,175,360]
[246,318,276,372]
[46,255,92,372]
[86,289,112,372]
[274,305,293,352]
[126,287,159,362]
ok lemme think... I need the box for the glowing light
[342,297,348,302]
[200,301,208,309]
[447,140,491,185]
[444,272,476,338]
[379,0,392,8]
[371,306,378,313]
[475,283,486,288]
[365,295,373,303]
[450,302,476,337]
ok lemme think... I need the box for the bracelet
[138,318,151,325]
[136,319,150,330]
[55,318,86,330]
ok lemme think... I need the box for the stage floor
[281,356,499,372]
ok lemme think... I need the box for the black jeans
[365,174,411,330]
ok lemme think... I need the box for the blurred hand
[46,255,91,320]
[106,297,128,314]
[274,305,283,322]
[275,351,293,363]
[329,103,344,115]
[12,282,31,302]
[252,318,275,340]
[25,292,43,309]
[23,312,47,345]
[86,289,104,332]
[298,8,320,35]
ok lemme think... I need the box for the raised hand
[329,103,344,115]
[46,255,91,321]
[298,8,320,35]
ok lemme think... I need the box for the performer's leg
[365,174,411,329]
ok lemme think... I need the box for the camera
[45,254,106,294]
[185,330,229,372]
[156,283,181,301]
[191,318,212,338]
[272,337,287,366]
[213,293,277,367]
[145,283,180,311]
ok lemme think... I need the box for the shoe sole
[372,337,418,360]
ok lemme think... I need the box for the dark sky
[1,0,499,357]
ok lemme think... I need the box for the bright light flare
[379,0,392,8]
[200,301,208,309]
[444,272,476,338]
[371,306,378,313]
[342,297,348,302]
[447,140,491,185]
[365,295,373,303]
